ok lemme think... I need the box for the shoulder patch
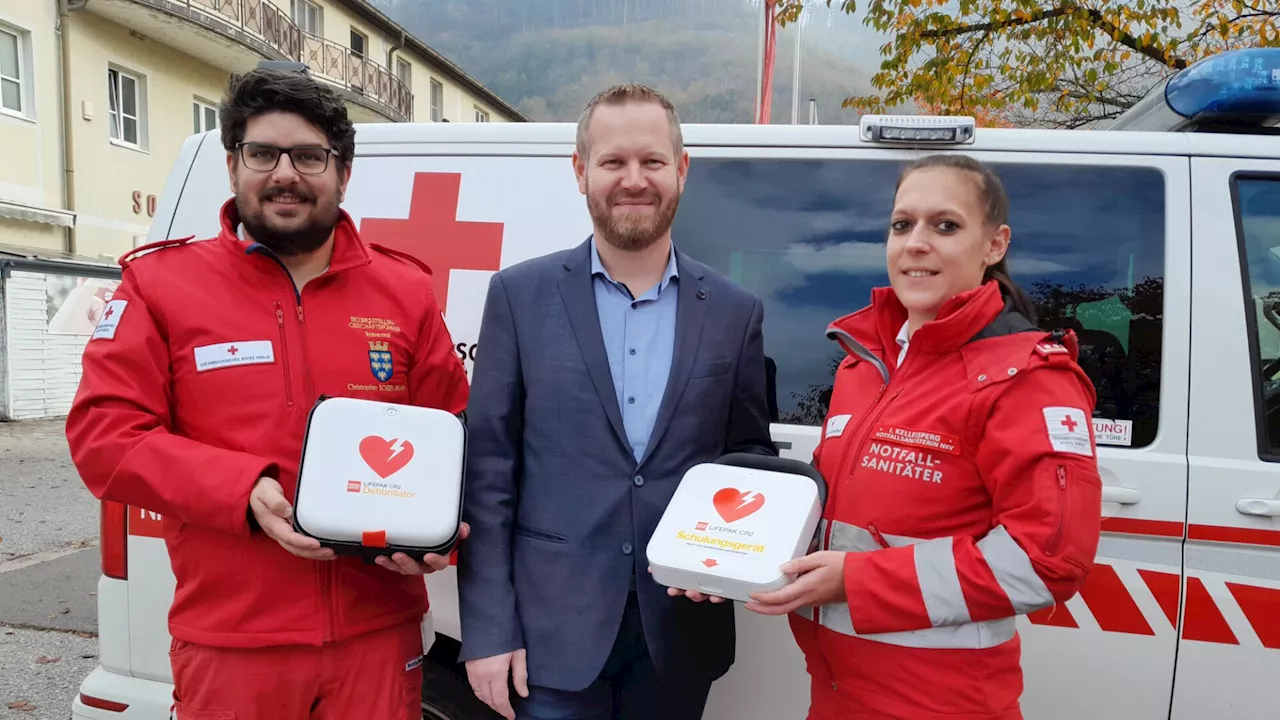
[1042,406,1094,457]
[118,236,196,267]
[90,299,128,340]
[369,243,433,276]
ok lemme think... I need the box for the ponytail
[985,262,1038,326]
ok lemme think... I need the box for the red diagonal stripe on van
[1182,577,1239,645]
[1225,582,1280,649]
[1137,568,1181,629]
[1189,525,1280,548]
[1027,604,1078,628]
[1078,563,1154,635]
[359,172,505,314]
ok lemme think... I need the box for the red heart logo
[358,436,414,479]
[712,488,765,524]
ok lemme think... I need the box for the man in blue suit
[457,84,776,720]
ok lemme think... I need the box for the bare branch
[921,5,1191,69]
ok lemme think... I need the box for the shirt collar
[896,321,910,350]
[590,237,680,294]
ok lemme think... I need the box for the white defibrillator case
[292,396,467,561]
[646,453,827,603]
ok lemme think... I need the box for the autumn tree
[775,0,1280,128]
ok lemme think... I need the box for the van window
[1234,175,1280,459]
[672,157,1167,448]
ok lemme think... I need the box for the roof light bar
[860,115,977,145]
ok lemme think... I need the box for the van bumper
[72,666,173,720]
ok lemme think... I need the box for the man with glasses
[65,65,470,720]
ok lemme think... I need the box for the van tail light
[78,693,129,712]
[101,500,128,580]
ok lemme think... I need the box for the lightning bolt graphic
[736,491,759,510]
[388,438,406,461]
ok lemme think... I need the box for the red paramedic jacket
[66,200,470,649]
[789,281,1103,720]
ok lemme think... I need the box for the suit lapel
[641,250,709,466]
[558,239,629,452]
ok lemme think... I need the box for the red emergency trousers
[788,281,1103,720]
[66,200,469,652]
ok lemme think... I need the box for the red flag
[757,0,778,124]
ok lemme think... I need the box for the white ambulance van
[72,46,1280,720]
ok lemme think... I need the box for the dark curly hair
[219,68,356,173]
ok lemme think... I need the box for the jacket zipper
[295,304,316,401]
[274,302,294,408]
[820,381,906,555]
[867,522,892,549]
[1046,465,1068,557]
[289,295,331,641]
[814,339,911,643]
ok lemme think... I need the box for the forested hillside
[371,0,874,124]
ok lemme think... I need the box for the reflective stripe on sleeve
[914,536,973,627]
[821,519,1016,649]
[977,525,1056,615]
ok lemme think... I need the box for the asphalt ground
[0,419,103,718]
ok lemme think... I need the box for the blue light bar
[1165,47,1280,121]
[1108,47,1280,132]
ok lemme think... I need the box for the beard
[236,185,339,257]
[587,185,679,252]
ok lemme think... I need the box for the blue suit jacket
[457,238,777,692]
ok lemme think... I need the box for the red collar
[215,198,372,274]
[827,280,1008,361]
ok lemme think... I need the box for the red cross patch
[1042,406,1092,457]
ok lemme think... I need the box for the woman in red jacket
[745,154,1103,719]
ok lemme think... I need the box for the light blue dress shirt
[590,240,680,463]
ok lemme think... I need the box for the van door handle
[1102,486,1141,505]
[1236,496,1280,517]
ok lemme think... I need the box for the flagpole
[755,0,766,123]
[790,14,803,124]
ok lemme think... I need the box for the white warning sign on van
[1092,418,1133,447]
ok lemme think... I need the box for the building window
[670,157,1167,448]
[1234,176,1280,458]
[108,66,147,149]
[192,98,218,134]
[0,25,27,116]
[474,106,490,122]
[292,0,322,35]
[395,58,411,87]
[429,79,443,122]
[349,28,367,56]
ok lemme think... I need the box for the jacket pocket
[690,358,732,379]
[514,525,568,544]
[1043,462,1101,575]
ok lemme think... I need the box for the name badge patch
[825,414,852,439]
[1043,406,1093,457]
[194,341,274,372]
[871,425,961,455]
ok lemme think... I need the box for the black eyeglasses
[236,142,338,175]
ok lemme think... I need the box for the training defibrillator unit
[292,396,467,561]
[646,453,827,603]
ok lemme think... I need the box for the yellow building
[0,0,527,263]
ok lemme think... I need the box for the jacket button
[633,475,644,487]
[622,542,633,555]
[978,374,988,382]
